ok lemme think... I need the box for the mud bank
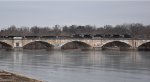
[0,70,43,82]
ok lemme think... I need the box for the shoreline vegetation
[0,23,150,39]
[0,70,43,82]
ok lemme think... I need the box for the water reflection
[0,50,150,82]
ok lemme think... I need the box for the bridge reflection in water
[0,37,150,51]
[0,50,150,82]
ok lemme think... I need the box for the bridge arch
[61,41,92,50]
[23,41,54,50]
[0,41,13,50]
[138,42,150,51]
[101,41,132,50]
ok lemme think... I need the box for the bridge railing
[0,36,150,40]
[20,37,136,40]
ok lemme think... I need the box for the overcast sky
[0,1,150,28]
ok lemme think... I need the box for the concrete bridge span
[0,38,150,50]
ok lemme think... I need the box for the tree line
[0,23,150,38]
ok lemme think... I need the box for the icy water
[0,50,150,82]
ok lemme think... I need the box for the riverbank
[0,70,43,82]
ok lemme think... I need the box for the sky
[0,1,150,28]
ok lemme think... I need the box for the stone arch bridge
[0,38,150,50]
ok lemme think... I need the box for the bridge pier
[13,47,23,51]
[131,47,138,51]
[53,46,61,50]
[93,47,102,50]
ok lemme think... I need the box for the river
[0,50,150,82]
